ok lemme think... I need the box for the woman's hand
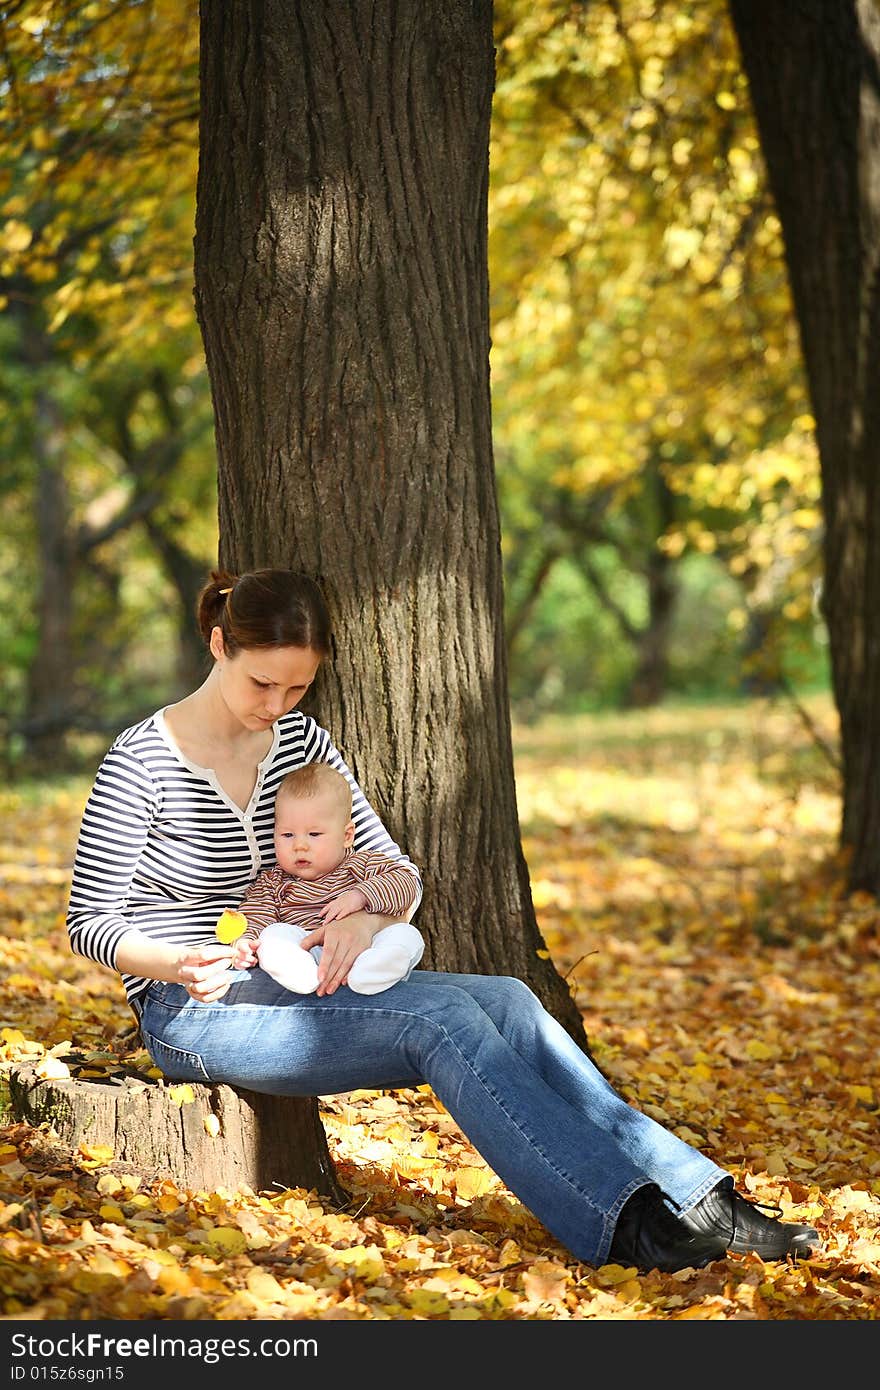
[175,942,236,1003]
[299,912,377,996]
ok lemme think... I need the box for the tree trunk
[622,545,677,709]
[8,1063,346,1203]
[194,0,588,1046]
[728,0,880,889]
[622,462,679,710]
[23,371,76,765]
[144,517,211,693]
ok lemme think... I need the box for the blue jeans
[139,967,726,1265]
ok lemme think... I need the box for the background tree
[1,1,832,759]
[194,0,587,1044]
[490,0,824,713]
[0,1,213,762]
[728,0,880,891]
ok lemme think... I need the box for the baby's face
[274,789,354,880]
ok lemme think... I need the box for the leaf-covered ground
[1,696,879,1320]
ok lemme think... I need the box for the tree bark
[8,1063,346,1202]
[194,0,588,1045]
[728,0,880,889]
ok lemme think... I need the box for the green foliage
[0,0,834,760]
[0,2,215,767]
[490,0,827,711]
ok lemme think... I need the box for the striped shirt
[238,850,420,938]
[66,707,422,1009]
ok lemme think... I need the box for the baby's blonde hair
[276,763,352,817]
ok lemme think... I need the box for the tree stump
[7,1062,348,1204]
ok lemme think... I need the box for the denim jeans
[139,967,726,1265]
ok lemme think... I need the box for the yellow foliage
[453,1166,496,1200]
[215,910,247,943]
[203,1226,248,1255]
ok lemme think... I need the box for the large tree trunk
[194,0,588,1046]
[729,0,880,890]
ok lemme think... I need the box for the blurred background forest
[0,0,827,772]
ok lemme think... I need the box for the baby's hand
[231,937,258,970]
[321,888,369,923]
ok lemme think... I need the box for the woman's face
[210,631,322,730]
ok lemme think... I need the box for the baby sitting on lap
[231,763,423,995]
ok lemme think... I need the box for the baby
[231,762,424,995]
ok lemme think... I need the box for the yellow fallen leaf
[79,1144,114,1164]
[153,1262,196,1296]
[676,1126,707,1147]
[115,1175,142,1194]
[486,1287,518,1311]
[453,1166,494,1201]
[673,1303,727,1319]
[216,909,247,943]
[745,1040,779,1061]
[144,1248,180,1267]
[233,1210,273,1250]
[423,1269,485,1296]
[0,1028,25,1045]
[48,1187,79,1210]
[85,1252,129,1278]
[34,1055,71,1081]
[332,1245,386,1281]
[204,1225,248,1254]
[848,1085,874,1106]
[98,1203,126,1222]
[246,1269,287,1302]
[408,1288,449,1314]
[168,1084,195,1105]
[522,1259,569,1306]
[597,1262,637,1283]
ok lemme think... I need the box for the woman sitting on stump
[66,567,820,1273]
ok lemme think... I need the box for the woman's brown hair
[196,569,333,658]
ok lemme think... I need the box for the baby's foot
[347,942,417,995]
[257,933,319,994]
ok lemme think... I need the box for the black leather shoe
[607,1183,728,1273]
[679,1182,820,1260]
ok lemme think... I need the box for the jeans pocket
[141,1029,211,1083]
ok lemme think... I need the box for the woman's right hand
[175,942,236,1003]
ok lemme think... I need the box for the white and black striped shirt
[66,708,422,1009]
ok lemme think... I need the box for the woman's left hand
[299,912,376,996]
